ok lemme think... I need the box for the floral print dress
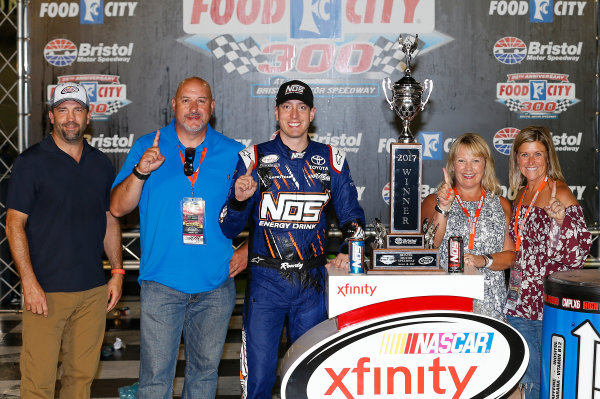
[439,192,507,320]
[507,205,592,320]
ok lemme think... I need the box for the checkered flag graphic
[371,37,404,75]
[104,101,123,115]
[504,99,521,112]
[555,99,571,113]
[207,35,266,75]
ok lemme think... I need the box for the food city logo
[493,36,582,64]
[280,312,529,399]
[39,1,138,24]
[493,127,583,155]
[48,74,131,122]
[379,132,447,159]
[44,38,134,67]
[488,1,587,22]
[496,73,578,119]
[180,0,451,85]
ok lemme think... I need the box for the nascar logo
[379,332,494,354]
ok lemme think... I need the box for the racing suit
[219,133,365,399]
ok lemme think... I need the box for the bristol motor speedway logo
[494,127,584,155]
[180,0,452,84]
[493,127,520,155]
[44,38,134,67]
[496,73,578,119]
[493,36,582,64]
[48,75,131,121]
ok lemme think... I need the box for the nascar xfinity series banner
[29,0,599,225]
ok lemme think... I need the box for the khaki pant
[20,284,107,399]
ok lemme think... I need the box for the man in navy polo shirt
[110,76,247,398]
[5,82,123,398]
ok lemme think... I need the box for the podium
[280,270,529,399]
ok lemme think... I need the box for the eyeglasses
[184,147,195,176]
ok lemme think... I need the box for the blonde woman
[505,125,591,398]
[422,133,515,320]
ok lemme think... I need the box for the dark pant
[241,266,327,399]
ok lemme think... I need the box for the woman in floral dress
[506,125,592,399]
[421,133,516,320]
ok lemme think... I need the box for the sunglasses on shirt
[184,147,195,176]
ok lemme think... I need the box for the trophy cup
[382,35,433,144]
[371,35,439,272]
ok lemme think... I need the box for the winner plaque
[372,35,437,271]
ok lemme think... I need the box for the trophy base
[370,244,439,272]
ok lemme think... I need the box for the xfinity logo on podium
[281,311,529,399]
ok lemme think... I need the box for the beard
[182,113,207,132]
[56,122,83,143]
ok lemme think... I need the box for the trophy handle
[382,77,394,110]
[421,79,433,110]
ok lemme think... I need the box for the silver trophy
[382,35,433,143]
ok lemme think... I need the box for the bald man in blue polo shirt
[111,76,247,398]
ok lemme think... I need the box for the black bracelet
[132,164,150,180]
[435,203,450,217]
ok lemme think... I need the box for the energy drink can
[448,236,464,273]
[349,239,365,274]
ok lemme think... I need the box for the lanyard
[178,147,207,196]
[453,188,486,250]
[514,176,548,251]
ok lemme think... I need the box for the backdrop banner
[30,0,599,225]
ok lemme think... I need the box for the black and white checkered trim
[207,35,266,75]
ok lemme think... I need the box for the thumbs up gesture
[235,161,257,202]
[436,167,455,211]
[545,180,566,225]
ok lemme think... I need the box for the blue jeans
[138,278,235,399]
[507,315,542,399]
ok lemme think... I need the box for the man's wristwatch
[484,254,493,268]
[132,164,150,180]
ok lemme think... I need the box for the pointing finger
[443,168,451,185]
[152,130,161,148]
[551,180,557,199]
[244,161,255,177]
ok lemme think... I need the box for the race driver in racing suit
[219,80,365,399]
